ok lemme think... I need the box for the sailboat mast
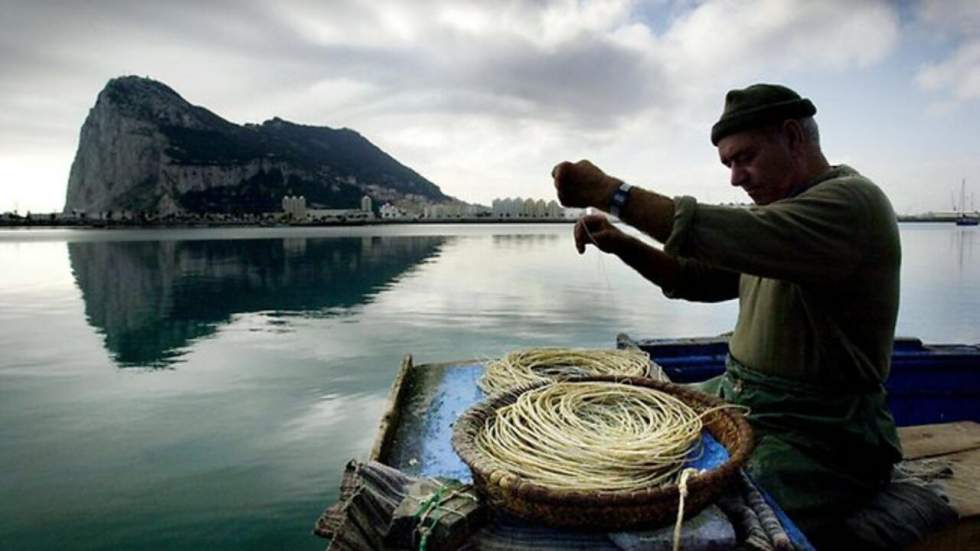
[962,179,967,213]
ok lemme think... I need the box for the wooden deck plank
[900,423,980,550]
[942,447,980,518]
[906,518,980,551]
[369,354,414,463]
[898,421,980,460]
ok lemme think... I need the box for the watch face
[610,183,631,216]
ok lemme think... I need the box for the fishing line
[579,216,613,290]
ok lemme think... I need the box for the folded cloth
[315,460,484,551]
[843,481,957,550]
[608,505,735,551]
[387,478,483,550]
[316,461,814,550]
[469,511,622,551]
[316,460,414,550]
[716,471,804,551]
[839,458,957,550]
[471,469,807,551]
[315,460,410,542]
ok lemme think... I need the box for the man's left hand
[574,214,627,255]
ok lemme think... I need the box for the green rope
[411,482,480,551]
[412,485,448,551]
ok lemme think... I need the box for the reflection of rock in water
[68,236,447,367]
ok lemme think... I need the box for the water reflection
[950,228,975,272]
[67,236,448,367]
[491,233,562,248]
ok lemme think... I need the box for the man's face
[717,128,798,205]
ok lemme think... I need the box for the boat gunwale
[371,355,485,464]
[369,354,413,463]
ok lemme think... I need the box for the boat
[957,214,979,227]
[318,336,980,549]
[954,179,978,226]
[617,334,980,426]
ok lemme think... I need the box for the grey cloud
[304,39,662,125]
[459,37,661,122]
[1,0,665,132]
[913,1,980,105]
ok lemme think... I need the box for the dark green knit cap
[711,83,816,145]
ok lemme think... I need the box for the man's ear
[782,119,806,158]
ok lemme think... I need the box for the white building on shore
[282,195,307,220]
[282,195,375,222]
[379,203,406,219]
[491,197,567,219]
[423,203,490,219]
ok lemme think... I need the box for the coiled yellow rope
[478,347,651,396]
[474,380,714,492]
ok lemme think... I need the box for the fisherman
[551,83,903,545]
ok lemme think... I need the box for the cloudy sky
[1,0,979,214]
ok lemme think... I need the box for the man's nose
[730,166,747,187]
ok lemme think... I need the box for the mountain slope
[64,76,450,214]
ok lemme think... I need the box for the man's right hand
[552,160,619,209]
[574,214,628,255]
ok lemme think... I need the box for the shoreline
[0,215,973,230]
[0,217,579,230]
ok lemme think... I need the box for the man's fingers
[573,219,587,254]
[576,216,611,254]
[582,213,607,230]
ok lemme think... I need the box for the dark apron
[695,355,903,535]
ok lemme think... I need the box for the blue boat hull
[618,335,980,427]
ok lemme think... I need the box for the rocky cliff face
[64,76,450,215]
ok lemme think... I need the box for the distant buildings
[423,203,489,219]
[282,195,307,220]
[276,194,581,223]
[305,208,373,222]
[491,197,577,219]
[391,197,581,221]
[282,194,375,222]
[379,203,406,219]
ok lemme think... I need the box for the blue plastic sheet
[415,364,730,482]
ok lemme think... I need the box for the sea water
[0,223,976,550]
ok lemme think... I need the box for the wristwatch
[608,182,632,218]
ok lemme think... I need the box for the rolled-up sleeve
[663,180,873,285]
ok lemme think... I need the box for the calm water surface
[0,223,977,550]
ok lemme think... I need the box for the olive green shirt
[663,165,901,388]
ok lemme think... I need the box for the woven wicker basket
[451,375,754,530]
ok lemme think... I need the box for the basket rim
[451,375,754,507]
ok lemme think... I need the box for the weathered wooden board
[902,423,980,551]
[943,446,980,518]
[370,355,415,463]
[899,421,980,460]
